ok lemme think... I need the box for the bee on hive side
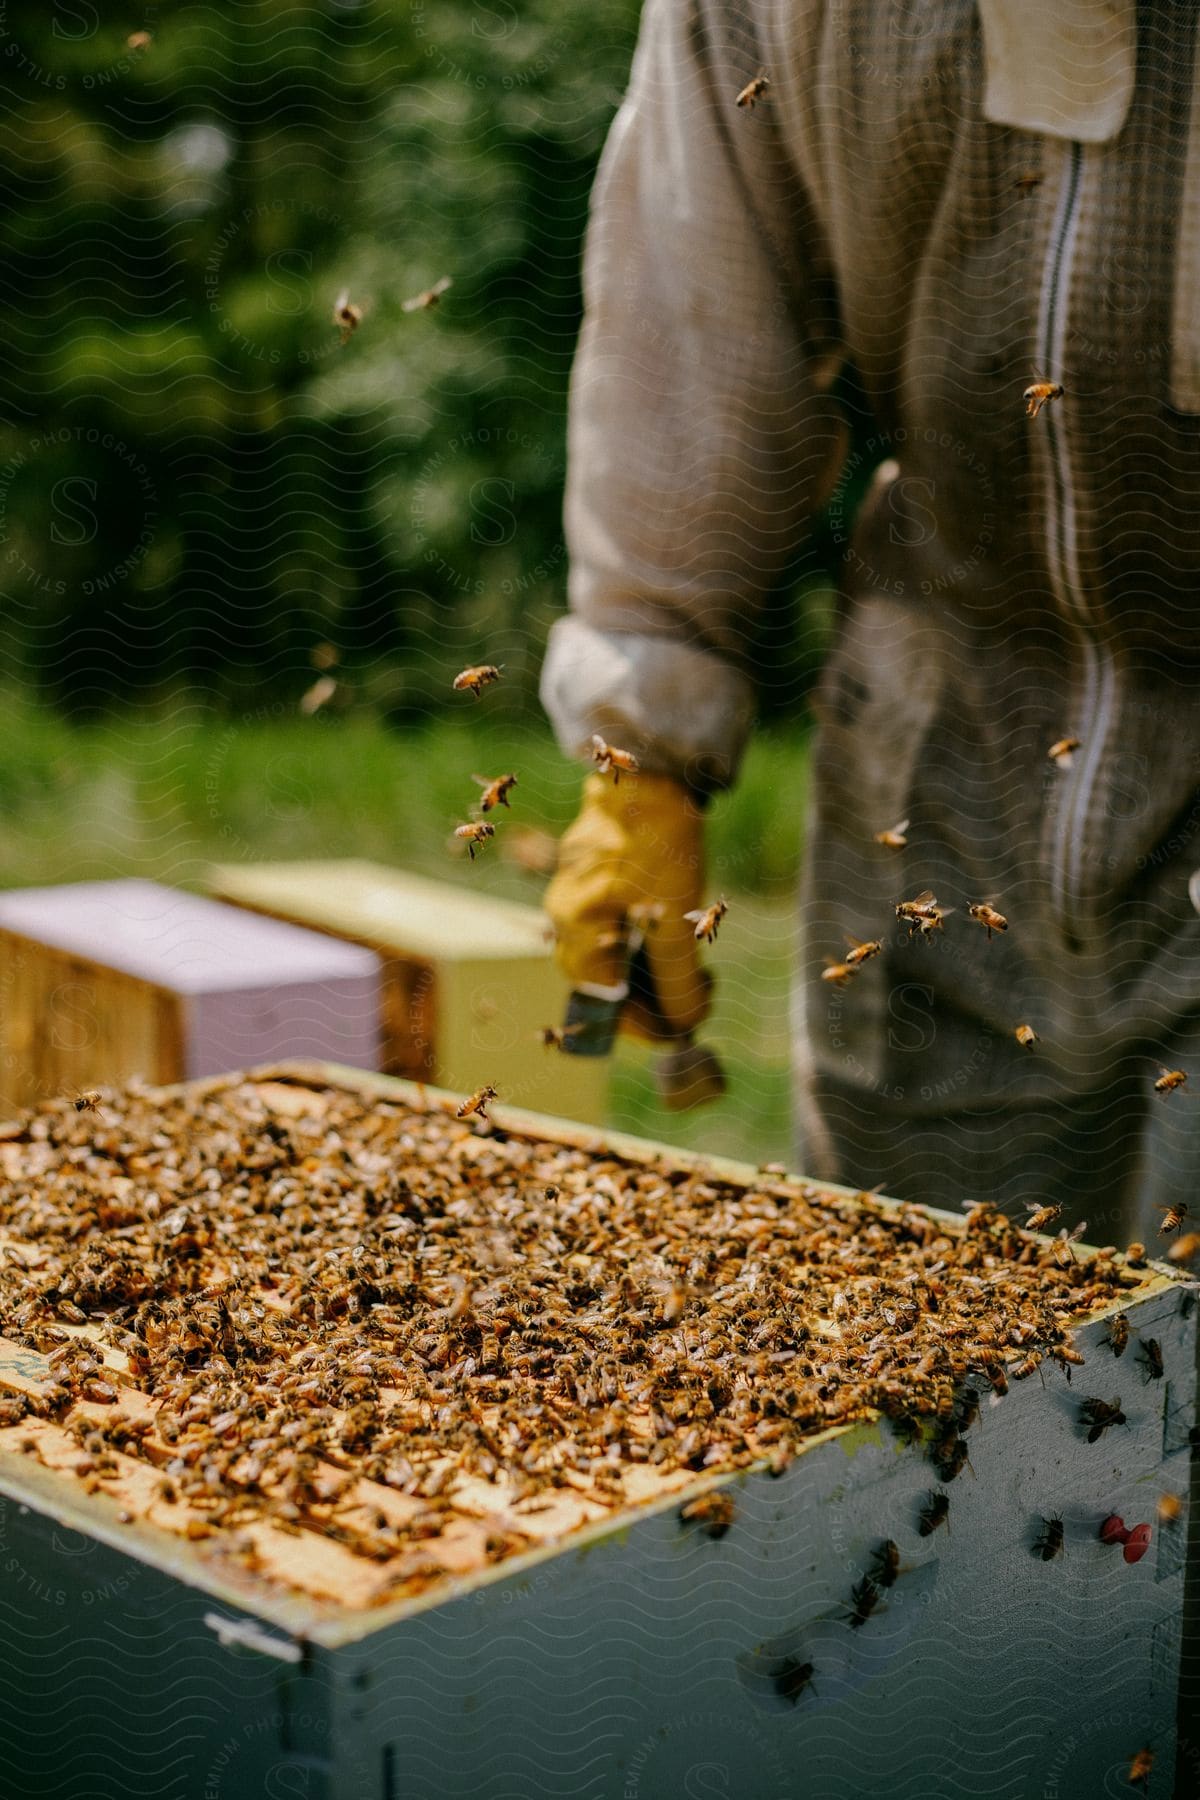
[1156,1200,1189,1233]
[918,1488,950,1536]
[402,276,452,313]
[1154,1069,1188,1099]
[332,290,363,345]
[1023,1201,1061,1234]
[1106,1312,1129,1358]
[873,817,909,850]
[1125,1241,1148,1267]
[1052,1220,1087,1267]
[772,1657,814,1704]
[473,772,518,814]
[931,1433,970,1482]
[1032,1514,1064,1561]
[1047,735,1080,768]
[736,72,770,109]
[685,898,729,944]
[846,1575,881,1629]
[1079,1395,1126,1444]
[844,934,883,967]
[1048,1344,1084,1380]
[456,1085,498,1123]
[1011,1350,1044,1382]
[968,902,1008,940]
[1127,1747,1154,1791]
[452,664,502,699]
[1138,1337,1164,1383]
[870,1540,901,1588]
[680,1491,735,1537]
[454,821,495,862]
[590,733,640,782]
[1024,380,1064,418]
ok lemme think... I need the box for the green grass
[0,690,807,1163]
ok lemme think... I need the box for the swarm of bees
[736,72,770,109]
[684,898,728,944]
[402,276,452,313]
[1024,380,1064,418]
[590,733,640,783]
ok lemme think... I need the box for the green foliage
[0,0,838,721]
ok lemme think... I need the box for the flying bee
[968,902,1008,939]
[1023,1201,1061,1233]
[1125,1241,1148,1267]
[1032,1514,1064,1560]
[874,817,909,850]
[1168,1231,1200,1263]
[1156,1201,1189,1233]
[300,675,337,716]
[1047,735,1080,768]
[896,890,952,938]
[1158,1492,1184,1527]
[918,1488,950,1536]
[453,663,502,699]
[1013,172,1043,194]
[473,771,518,813]
[73,1090,108,1121]
[126,30,152,51]
[537,1024,582,1051]
[869,1539,900,1588]
[844,935,883,967]
[590,733,640,783]
[1127,1748,1154,1791]
[332,290,363,345]
[456,1084,497,1122]
[1052,1220,1087,1267]
[454,821,495,861]
[1079,1395,1126,1444]
[1154,1068,1188,1098]
[402,275,452,313]
[1138,1337,1164,1383]
[736,72,770,108]
[931,1433,970,1482]
[846,1575,881,1628]
[1014,1023,1039,1050]
[1024,380,1064,418]
[821,960,857,986]
[1106,1313,1129,1357]
[685,898,728,943]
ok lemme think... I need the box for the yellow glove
[545,772,712,1042]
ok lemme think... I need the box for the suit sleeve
[540,0,844,794]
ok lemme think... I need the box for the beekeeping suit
[542,0,1200,1240]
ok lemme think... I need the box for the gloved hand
[545,771,712,1043]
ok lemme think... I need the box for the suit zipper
[1040,142,1117,921]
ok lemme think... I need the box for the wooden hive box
[0,881,380,1113]
[207,859,607,1124]
[0,1062,1194,1800]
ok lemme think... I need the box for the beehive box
[0,881,380,1113]
[207,860,607,1125]
[0,1063,1194,1800]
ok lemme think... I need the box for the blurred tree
[0,1,840,722]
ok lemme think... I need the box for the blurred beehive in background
[0,880,380,1113]
[208,860,607,1124]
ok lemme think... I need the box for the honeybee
[1010,1349,1044,1382]
[1048,1344,1085,1379]
[736,72,770,108]
[300,675,337,716]
[931,1434,970,1482]
[1138,1337,1164,1382]
[537,1025,582,1051]
[1079,1395,1126,1443]
[679,1492,735,1537]
[591,733,640,782]
[73,1090,108,1121]
[453,664,502,699]
[874,818,910,850]
[1154,1068,1188,1097]
[1158,1492,1184,1527]
[1014,1023,1039,1050]
[1047,735,1080,768]
[772,1657,814,1704]
[456,1084,497,1122]
[1013,172,1043,194]
[685,898,728,944]
[1032,1514,1064,1560]
[846,1575,881,1628]
[844,935,883,967]
[1156,1200,1189,1233]
[821,960,857,986]
[896,890,952,938]
[870,1540,901,1588]
[1168,1231,1200,1263]
[1127,1748,1154,1791]
[454,821,495,861]
[1125,1241,1148,1267]
[402,276,452,313]
[473,772,518,813]
[1024,380,1064,418]
[126,30,152,51]
[1106,1313,1129,1358]
[1052,1220,1087,1267]
[333,290,363,345]
[1023,1202,1061,1233]
[918,1488,950,1536]
[968,902,1008,939]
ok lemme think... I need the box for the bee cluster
[0,1075,1154,1611]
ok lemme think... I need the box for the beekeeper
[541,1,1200,1239]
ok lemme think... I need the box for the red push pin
[1098,1515,1153,1563]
